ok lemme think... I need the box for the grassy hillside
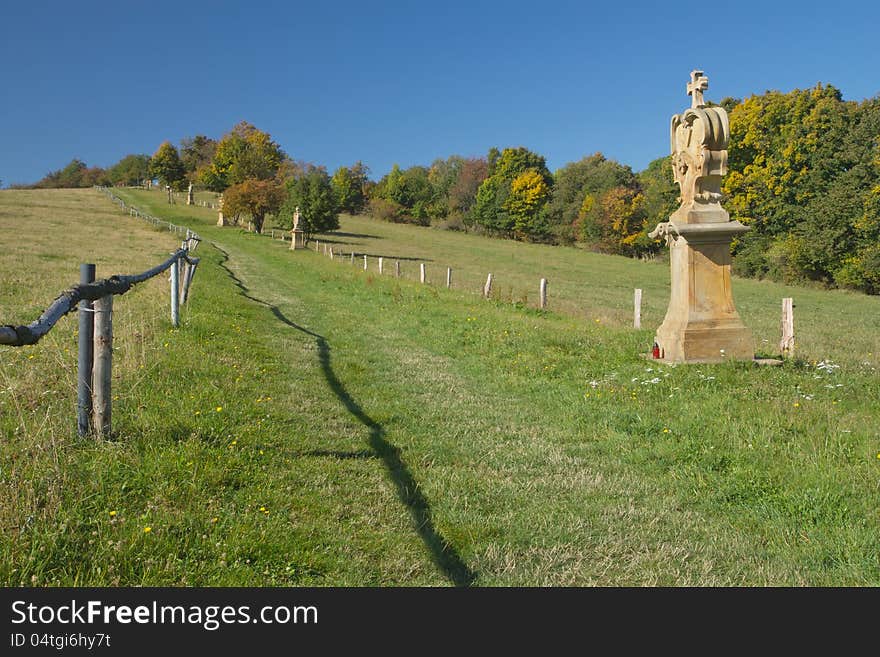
[1,188,878,585]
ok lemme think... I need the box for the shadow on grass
[214,245,476,587]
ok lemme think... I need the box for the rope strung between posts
[0,249,200,347]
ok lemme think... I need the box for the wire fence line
[95,185,201,240]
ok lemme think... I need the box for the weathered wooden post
[364,255,368,271]
[329,247,334,260]
[540,278,547,309]
[484,273,493,299]
[446,267,452,289]
[420,263,426,284]
[92,295,113,437]
[395,261,401,278]
[780,297,794,357]
[170,256,180,327]
[634,288,642,329]
[351,252,355,265]
[77,264,96,437]
[378,257,384,275]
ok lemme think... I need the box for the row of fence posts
[312,244,796,355]
[309,241,555,311]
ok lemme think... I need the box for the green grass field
[1,187,878,585]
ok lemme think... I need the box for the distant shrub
[368,197,404,223]
[435,214,465,231]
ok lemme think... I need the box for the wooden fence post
[781,297,794,357]
[446,267,452,289]
[540,278,547,309]
[634,288,642,329]
[170,257,180,327]
[420,263,426,283]
[378,257,383,275]
[484,273,493,299]
[77,263,96,437]
[351,252,355,265]
[92,295,112,437]
[395,261,400,278]
[364,255,368,271]
[329,247,334,260]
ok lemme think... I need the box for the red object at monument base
[652,342,660,359]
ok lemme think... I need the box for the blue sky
[2,0,878,186]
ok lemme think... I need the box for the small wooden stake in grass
[540,278,547,309]
[484,273,493,299]
[329,247,334,260]
[364,255,368,271]
[781,297,794,357]
[92,295,112,437]
[351,252,355,265]
[420,263,426,283]
[634,288,642,329]
[395,260,400,278]
[77,263,96,437]
[447,267,452,289]
[378,257,384,275]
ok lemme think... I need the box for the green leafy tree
[200,122,284,192]
[471,147,552,238]
[505,170,552,241]
[149,141,186,189]
[637,155,678,233]
[331,161,369,214]
[34,159,108,188]
[576,186,649,256]
[548,153,637,228]
[371,164,434,224]
[279,167,339,238]
[107,154,151,186]
[180,135,217,181]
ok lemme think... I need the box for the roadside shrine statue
[648,70,754,363]
[290,206,306,250]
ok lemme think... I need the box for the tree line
[19,83,880,294]
[363,84,879,294]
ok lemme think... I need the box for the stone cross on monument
[647,70,754,363]
[687,69,709,108]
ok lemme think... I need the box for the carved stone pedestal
[654,222,753,363]
[289,228,306,250]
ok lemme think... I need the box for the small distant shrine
[290,206,306,250]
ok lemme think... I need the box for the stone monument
[648,70,753,363]
[186,182,194,206]
[217,194,227,226]
[289,206,306,250]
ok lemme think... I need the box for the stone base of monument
[652,220,754,364]
[289,229,306,250]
